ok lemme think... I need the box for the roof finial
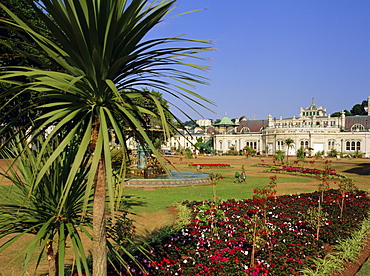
[312,97,315,104]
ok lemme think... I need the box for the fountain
[125,144,211,187]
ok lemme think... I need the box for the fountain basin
[125,170,211,188]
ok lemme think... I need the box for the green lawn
[124,175,313,213]
[0,172,315,215]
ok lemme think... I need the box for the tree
[0,0,61,130]
[331,109,351,117]
[195,137,214,154]
[350,100,367,115]
[128,89,178,147]
[331,100,368,117]
[0,1,213,275]
[0,135,93,276]
[284,138,295,163]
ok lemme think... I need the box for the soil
[1,155,370,275]
[332,238,370,276]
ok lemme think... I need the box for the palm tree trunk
[93,155,107,275]
[46,240,57,276]
[92,155,107,275]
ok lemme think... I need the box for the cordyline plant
[0,134,94,276]
[0,0,213,275]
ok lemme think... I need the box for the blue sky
[150,0,370,121]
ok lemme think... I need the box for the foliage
[297,146,306,160]
[0,0,213,274]
[226,148,239,155]
[110,147,131,176]
[273,150,285,164]
[128,89,178,146]
[184,148,193,159]
[331,99,368,117]
[117,189,370,275]
[267,165,345,179]
[188,163,230,168]
[0,0,60,130]
[0,135,93,276]
[314,150,325,159]
[284,138,295,163]
[327,149,339,157]
[208,173,224,184]
[350,100,368,115]
[300,216,370,276]
[194,137,214,154]
[243,146,256,156]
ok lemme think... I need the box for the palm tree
[0,0,213,274]
[284,138,295,163]
[0,135,93,276]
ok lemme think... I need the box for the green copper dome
[214,116,238,126]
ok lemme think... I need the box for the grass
[357,260,370,275]
[124,175,313,214]
[0,155,369,275]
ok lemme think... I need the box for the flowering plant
[188,163,230,168]
[268,165,345,179]
[117,189,370,275]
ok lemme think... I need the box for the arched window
[300,140,309,149]
[346,141,350,151]
[357,141,361,151]
[351,124,365,132]
[241,127,250,133]
[351,141,356,151]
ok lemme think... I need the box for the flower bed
[266,165,345,179]
[188,163,231,168]
[118,189,370,275]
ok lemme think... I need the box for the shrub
[273,150,285,163]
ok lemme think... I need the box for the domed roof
[214,116,238,126]
[306,103,318,110]
[306,97,319,110]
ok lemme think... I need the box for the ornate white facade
[166,98,370,157]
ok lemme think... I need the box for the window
[277,140,284,150]
[351,124,365,132]
[241,127,250,133]
[219,141,222,150]
[351,141,355,151]
[357,141,361,151]
[328,140,335,150]
[300,140,309,149]
[346,141,350,151]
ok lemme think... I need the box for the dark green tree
[331,109,351,117]
[350,100,367,115]
[0,0,61,131]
